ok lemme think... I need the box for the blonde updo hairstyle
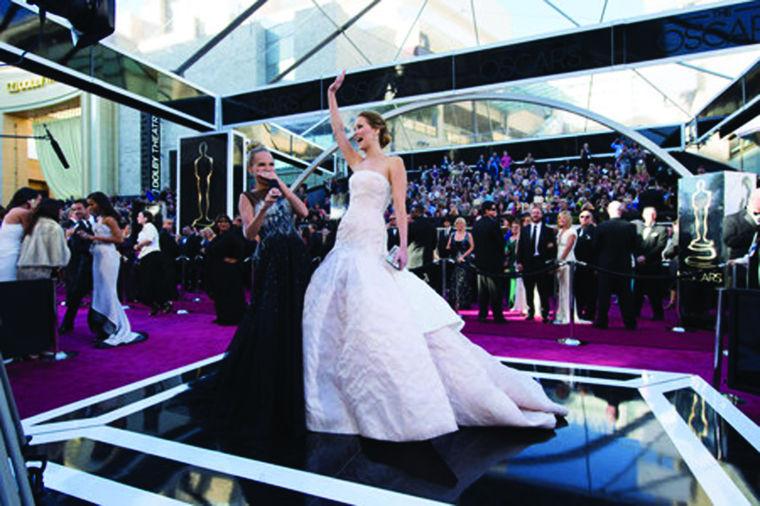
[246,145,271,170]
[358,111,392,148]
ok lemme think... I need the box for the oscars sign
[684,179,717,269]
[678,172,757,326]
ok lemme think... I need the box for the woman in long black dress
[205,214,245,325]
[213,146,309,438]
[446,217,474,310]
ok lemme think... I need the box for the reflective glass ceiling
[232,47,760,157]
[105,0,759,160]
[110,0,735,93]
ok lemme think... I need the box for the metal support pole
[178,256,189,295]
[712,288,725,388]
[441,259,448,300]
[0,354,35,505]
[558,260,583,346]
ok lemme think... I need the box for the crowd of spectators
[299,140,675,229]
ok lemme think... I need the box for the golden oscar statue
[192,142,214,227]
[685,179,717,268]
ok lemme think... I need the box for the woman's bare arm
[92,217,123,244]
[275,177,309,218]
[560,232,576,260]
[389,157,409,269]
[328,71,362,170]
[463,232,474,258]
[240,190,280,240]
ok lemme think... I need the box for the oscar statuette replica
[192,142,214,227]
[685,179,717,269]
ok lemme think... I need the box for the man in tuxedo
[408,205,437,278]
[386,214,400,250]
[437,216,453,260]
[574,209,597,321]
[517,205,556,322]
[436,216,454,297]
[593,201,638,329]
[59,200,93,334]
[634,207,668,320]
[723,188,760,289]
[472,201,506,322]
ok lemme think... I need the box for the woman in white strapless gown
[83,192,147,348]
[554,211,578,325]
[0,223,25,282]
[302,72,568,442]
[0,188,41,282]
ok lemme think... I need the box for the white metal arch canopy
[291,92,691,190]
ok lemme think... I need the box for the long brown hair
[358,111,391,148]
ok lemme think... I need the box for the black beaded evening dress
[213,193,309,438]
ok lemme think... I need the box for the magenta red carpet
[7,293,760,424]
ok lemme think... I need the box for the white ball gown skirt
[303,171,568,442]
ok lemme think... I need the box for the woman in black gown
[205,214,246,325]
[446,217,474,310]
[213,146,310,438]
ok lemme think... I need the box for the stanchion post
[177,255,189,295]
[568,260,576,341]
[712,287,725,388]
[441,259,447,300]
[558,260,583,346]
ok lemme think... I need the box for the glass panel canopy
[240,46,760,159]
[109,0,736,94]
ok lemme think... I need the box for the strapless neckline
[353,170,390,187]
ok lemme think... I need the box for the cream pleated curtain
[32,116,84,199]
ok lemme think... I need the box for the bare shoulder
[4,207,28,224]
[388,156,406,175]
[388,155,404,167]
[102,216,118,227]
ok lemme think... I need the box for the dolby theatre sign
[6,77,55,94]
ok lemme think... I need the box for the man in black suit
[517,205,556,322]
[386,214,400,250]
[574,209,597,321]
[436,216,454,297]
[437,216,453,260]
[723,188,760,289]
[408,205,438,289]
[59,199,93,334]
[160,219,180,300]
[634,207,668,320]
[593,201,638,329]
[472,201,506,322]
